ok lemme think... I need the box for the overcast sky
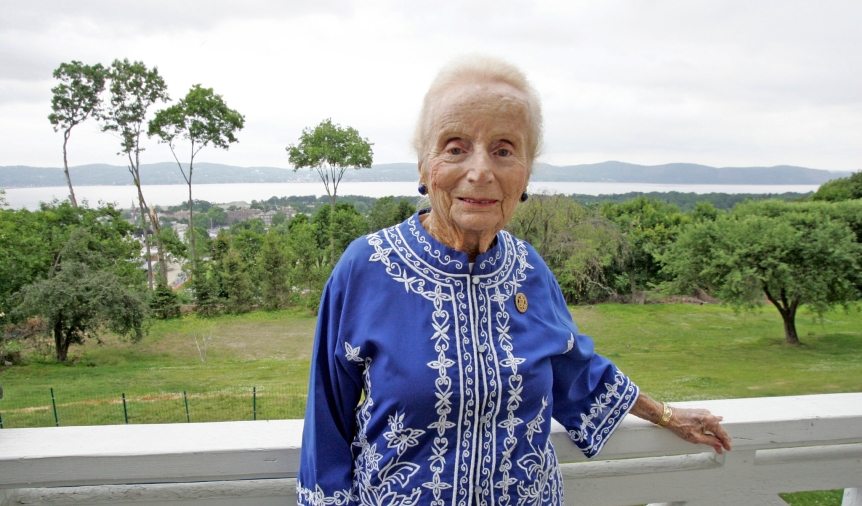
[1,0,860,172]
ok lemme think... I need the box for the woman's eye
[497,148,511,157]
[448,147,463,155]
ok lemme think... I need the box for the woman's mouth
[458,197,497,205]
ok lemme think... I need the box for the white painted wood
[844,488,862,506]
[0,420,303,488]
[0,393,859,505]
[1,479,298,506]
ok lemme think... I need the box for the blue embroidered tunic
[298,212,639,506]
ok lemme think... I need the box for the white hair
[412,55,544,172]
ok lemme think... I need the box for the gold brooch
[515,293,528,313]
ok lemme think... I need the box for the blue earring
[418,183,428,195]
[520,192,529,202]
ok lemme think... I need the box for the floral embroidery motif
[296,481,354,506]
[516,399,563,506]
[347,343,426,506]
[566,368,638,457]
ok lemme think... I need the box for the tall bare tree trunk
[187,166,196,264]
[329,195,336,265]
[136,187,154,290]
[62,130,78,208]
[147,206,169,285]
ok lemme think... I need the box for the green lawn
[1,302,859,505]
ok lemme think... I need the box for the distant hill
[0,161,850,188]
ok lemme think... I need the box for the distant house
[226,208,263,224]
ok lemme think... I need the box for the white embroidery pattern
[296,481,354,506]
[516,398,563,506]
[487,235,532,506]
[407,216,464,268]
[566,368,638,457]
[368,228,461,506]
[347,343,426,506]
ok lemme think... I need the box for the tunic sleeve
[297,270,363,506]
[546,271,640,459]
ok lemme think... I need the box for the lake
[3,181,821,210]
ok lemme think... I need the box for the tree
[13,229,149,361]
[102,59,170,288]
[507,194,627,303]
[663,200,862,344]
[260,231,290,310]
[221,249,254,313]
[0,200,140,321]
[369,196,416,231]
[149,84,245,263]
[48,61,107,208]
[810,171,862,202]
[600,196,689,302]
[286,119,373,264]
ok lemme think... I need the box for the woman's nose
[465,150,494,185]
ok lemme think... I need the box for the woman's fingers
[667,407,732,453]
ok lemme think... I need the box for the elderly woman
[298,57,731,506]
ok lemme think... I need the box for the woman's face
[420,80,531,241]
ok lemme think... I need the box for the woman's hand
[631,394,732,454]
[665,406,732,454]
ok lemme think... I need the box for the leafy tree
[155,226,187,263]
[149,84,245,262]
[286,118,373,264]
[308,203,368,262]
[13,229,148,361]
[369,196,416,231]
[600,196,688,301]
[102,59,170,288]
[663,200,862,344]
[285,215,329,312]
[150,282,181,319]
[271,211,287,227]
[48,61,107,208]
[260,231,290,310]
[810,171,862,202]
[0,201,140,321]
[221,249,253,313]
[190,261,223,317]
[507,194,627,303]
[205,206,228,227]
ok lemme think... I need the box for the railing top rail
[2,393,860,489]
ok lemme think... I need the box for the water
[2,181,821,210]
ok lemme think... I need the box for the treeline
[568,191,811,211]
[2,170,860,363]
[510,172,862,344]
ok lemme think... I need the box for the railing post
[183,391,190,423]
[122,393,129,424]
[50,387,59,427]
[844,488,862,506]
[253,387,257,421]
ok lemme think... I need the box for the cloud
[0,0,355,34]
[1,0,861,171]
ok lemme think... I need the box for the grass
[1,302,859,505]
[0,307,317,427]
[571,303,862,400]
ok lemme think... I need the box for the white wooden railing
[1,393,860,506]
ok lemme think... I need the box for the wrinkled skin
[418,80,530,260]
[631,394,733,454]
